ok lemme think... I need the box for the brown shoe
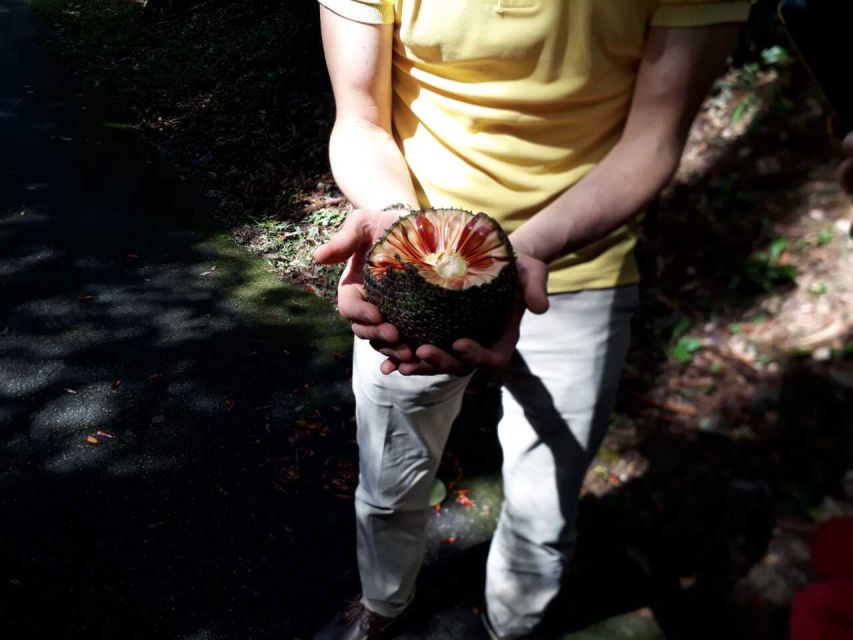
[313,597,408,640]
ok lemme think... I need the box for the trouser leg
[352,337,473,618]
[485,285,638,637]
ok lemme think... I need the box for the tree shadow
[1,4,359,638]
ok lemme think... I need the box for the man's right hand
[314,208,417,362]
[840,132,853,194]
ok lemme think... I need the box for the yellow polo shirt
[318,0,751,293]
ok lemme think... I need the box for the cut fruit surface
[367,209,513,291]
[364,208,517,349]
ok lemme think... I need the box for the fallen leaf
[456,495,475,508]
[64,388,77,395]
[439,536,458,545]
[148,373,163,382]
[96,430,114,439]
[151,415,165,424]
[86,435,100,445]
[111,379,122,390]
[78,295,95,302]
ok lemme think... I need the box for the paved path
[0,1,362,638]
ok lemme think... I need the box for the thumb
[518,257,549,314]
[313,211,371,265]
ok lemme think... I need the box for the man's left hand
[378,254,549,376]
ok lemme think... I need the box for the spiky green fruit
[363,208,517,350]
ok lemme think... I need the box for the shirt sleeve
[651,1,752,27]
[317,0,395,24]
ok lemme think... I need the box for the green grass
[563,611,663,640]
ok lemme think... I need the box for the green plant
[731,93,759,125]
[307,207,347,227]
[817,226,835,246]
[808,282,828,296]
[761,45,791,66]
[672,336,703,364]
[744,238,797,291]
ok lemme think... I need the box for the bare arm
[320,6,418,210]
[509,24,742,262]
[314,6,422,364]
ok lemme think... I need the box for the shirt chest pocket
[398,0,552,65]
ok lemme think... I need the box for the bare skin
[315,6,741,376]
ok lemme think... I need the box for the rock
[812,346,832,362]
[834,218,852,235]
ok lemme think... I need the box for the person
[311,2,749,639]
[840,132,853,194]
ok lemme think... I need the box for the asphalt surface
[0,1,355,637]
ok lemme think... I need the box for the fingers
[338,283,383,325]
[517,256,549,314]
[380,358,400,375]
[313,210,372,265]
[451,339,503,369]
[349,320,397,342]
[371,339,414,363]
[412,345,471,376]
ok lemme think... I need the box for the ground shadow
[1,3,360,638]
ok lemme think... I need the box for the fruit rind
[364,208,518,350]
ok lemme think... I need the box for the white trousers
[351,285,639,637]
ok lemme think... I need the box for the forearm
[511,24,740,264]
[509,133,681,263]
[329,115,419,211]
